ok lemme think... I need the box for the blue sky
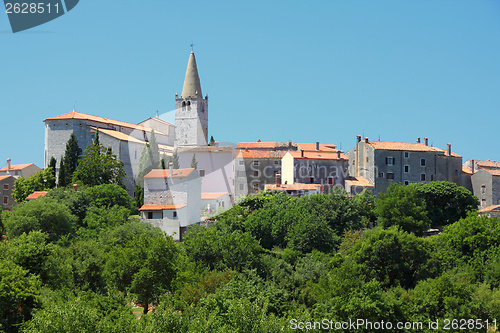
[1,0,499,169]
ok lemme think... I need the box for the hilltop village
[1,51,498,238]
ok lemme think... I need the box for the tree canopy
[12,168,56,202]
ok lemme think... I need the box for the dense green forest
[1,180,499,332]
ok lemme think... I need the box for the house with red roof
[464,159,500,208]
[347,136,463,195]
[139,165,201,241]
[0,159,41,179]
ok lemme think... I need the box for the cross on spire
[190,43,195,51]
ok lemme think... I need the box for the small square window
[421,173,426,181]
[387,173,394,180]
[199,169,206,177]
[386,157,395,165]
[239,160,244,166]
[404,165,409,173]
[3,184,8,190]
[147,212,153,219]
[420,158,426,167]
[274,160,280,165]
[404,180,410,185]
[253,160,259,166]
[310,177,315,183]
[378,172,384,178]
[253,170,259,177]
[239,183,244,190]
[404,152,410,159]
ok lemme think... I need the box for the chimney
[169,162,173,177]
[447,143,452,157]
[215,141,219,151]
[471,159,475,174]
[417,138,421,143]
[365,137,369,143]
[316,142,320,151]
[73,184,78,192]
[424,137,428,146]
[356,135,361,143]
[337,151,341,159]
[276,173,281,187]
[6,158,10,173]
[301,150,304,158]
[288,140,292,147]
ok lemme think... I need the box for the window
[221,202,225,208]
[14,171,18,176]
[173,211,177,218]
[387,173,394,180]
[310,177,315,184]
[420,158,426,166]
[135,150,138,160]
[239,160,244,165]
[274,160,280,166]
[378,172,384,178]
[404,165,410,173]
[386,157,395,165]
[481,185,486,195]
[482,198,486,206]
[107,147,112,154]
[239,184,244,190]
[253,183,259,192]
[237,171,246,177]
[147,212,153,219]
[328,177,334,185]
[253,160,259,166]
[3,184,8,190]
[404,180,410,185]
[431,175,434,181]
[421,173,426,181]
[253,170,259,177]
[199,169,206,177]
[404,152,410,159]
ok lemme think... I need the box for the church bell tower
[175,51,208,146]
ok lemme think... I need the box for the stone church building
[44,51,211,194]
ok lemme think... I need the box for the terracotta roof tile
[345,177,374,187]
[287,151,348,161]
[235,150,287,159]
[144,168,195,179]
[478,204,500,214]
[90,127,145,144]
[297,143,337,151]
[0,163,35,172]
[178,146,234,153]
[26,191,48,200]
[366,141,461,157]
[201,192,227,200]
[477,160,500,169]
[44,111,168,135]
[0,175,13,181]
[462,168,473,175]
[139,204,186,211]
[482,169,500,176]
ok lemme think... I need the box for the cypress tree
[171,149,180,169]
[191,153,198,170]
[57,157,66,187]
[48,157,57,180]
[62,133,80,185]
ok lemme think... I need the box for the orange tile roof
[201,192,227,200]
[477,160,500,169]
[237,142,282,149]
[482,169,500,177]
[345,177,374,187]
[0,175,13,181]
[0,163,35,172]
[287,151,348,161]
[265,183,321,191]
[144,168,195,179]
[478,204,500,214]
[178,146,234,153]
[139,204,187,211]
[25,191,48,200]
[297,143,337,151]
[235,150,287,159]
[462,167,473,175]
[366,141,461,157]
[44,110,165,134]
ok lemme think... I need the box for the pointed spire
[181,51,202,99]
